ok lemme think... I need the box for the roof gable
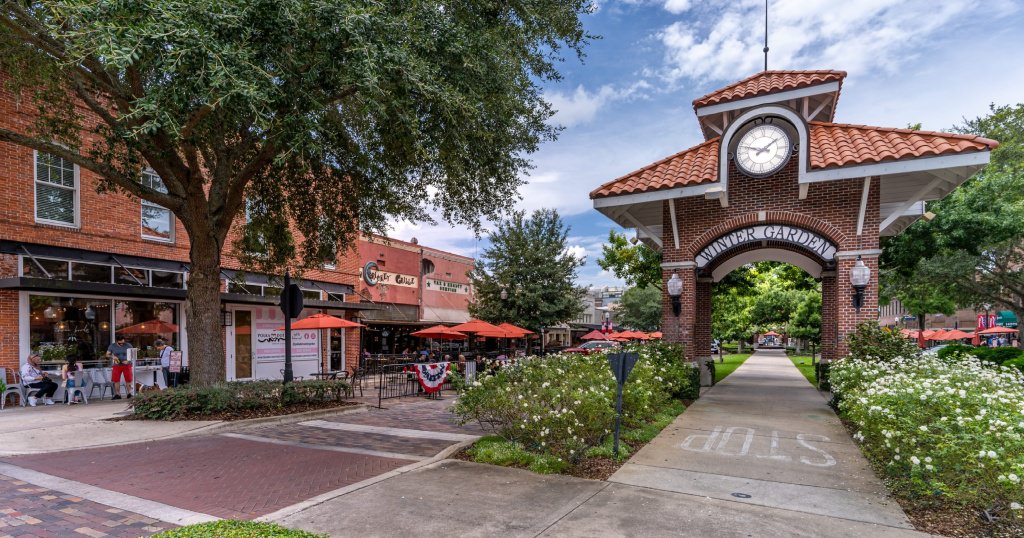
[692,70,846,109]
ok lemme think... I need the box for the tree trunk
[184,235,226,386]
[737,340,744,353]
[795,339,803,353]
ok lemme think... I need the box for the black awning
[1,241,187,272]
[0,277,380,311]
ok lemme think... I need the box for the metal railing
[376,361,465,407]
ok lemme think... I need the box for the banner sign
[415,362,450,393]
[169,351,182,373]
[425,278,470,294]
[362,261,418,288]
[696,225,837,268]
[253,320,319,362]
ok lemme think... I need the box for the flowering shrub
[831,351,1024,513]
[453,343,694,463]
[846,321,920,363]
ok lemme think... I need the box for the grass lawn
[713,353,752,383]
[787,352,818,386]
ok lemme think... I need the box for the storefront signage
[254,320,320,362]
[362,261,417,288]
[425,278,469,294]
[695,225,837,268]
[169,351,182,373]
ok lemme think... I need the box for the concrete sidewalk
[276,351,925,537]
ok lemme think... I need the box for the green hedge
[936,343,1023,365]
[131,379,350,420]
[155,521,324,537]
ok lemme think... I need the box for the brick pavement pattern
[326,399,486,435]
[253,423,456,458]
[0,473,174,538]
[3,437,413,520]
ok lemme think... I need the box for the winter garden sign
[695,225,837,268]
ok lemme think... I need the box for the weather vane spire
[763,0,769,71]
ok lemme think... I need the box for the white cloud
[663,0,691,14]
[545,81,651,128]
[565,245,588,263]
[658,0,1016,84]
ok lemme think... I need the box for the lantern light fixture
[850,256,871,310]
[667,272,683,317]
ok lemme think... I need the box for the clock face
[735,123,792,176]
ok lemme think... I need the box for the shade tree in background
[597,230,663,291]
[615,285,661,332]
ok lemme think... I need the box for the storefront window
[152,270,184,289]
[115,266,149,286]
[71,262,112,283]
[29,295,111,366]
[114,300,180,359]
[22,258,69,279]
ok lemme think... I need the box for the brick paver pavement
[4,436,414,520]
[0,473,174,538]
[251,423,456,458]
[327,398,486,435]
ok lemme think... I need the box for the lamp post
[667,272,683,317]
[850,256,871,311]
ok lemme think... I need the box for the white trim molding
[593,182,719,209]
[661,261,697,269]
[834,249,882,259]
[802,151,991,184]
[695,82,840,118]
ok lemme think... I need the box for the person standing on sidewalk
[106,336,134,400]
[20,354,57,406]
[156,339,175,388]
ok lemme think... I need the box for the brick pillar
[0,290,18,376]
[820,274,836,362]
[835,255,879,358]
[662,266,696,360]
[695,278,713,359]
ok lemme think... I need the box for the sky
[388,0,1024,289]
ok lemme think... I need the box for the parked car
[711,341,720,354]
[564,340,620,355]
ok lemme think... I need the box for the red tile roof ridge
[589,138,720,199]
[808,121,999,148]
[692,70,847,108]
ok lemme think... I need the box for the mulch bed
[111,400,359,422]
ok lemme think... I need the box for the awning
[997,310,1018,329]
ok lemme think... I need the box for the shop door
[230,310,254,380]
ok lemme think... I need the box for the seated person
[21,354,57,406]
[61,354,84,404]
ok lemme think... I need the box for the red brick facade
[660,157,880,362]
[0,78,364,376]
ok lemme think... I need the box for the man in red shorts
[106,335,134,399]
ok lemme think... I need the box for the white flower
[988,450,998,459]
[1011,502,1022,510]
[910,456,920,465]
[1010,474,1020,483]
[918,425,928,432]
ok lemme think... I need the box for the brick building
[356,235,474,354]
[591,70,997,365]
[0,79,372,381]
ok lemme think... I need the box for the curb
[193,404,370,435]
[257,437,479,523]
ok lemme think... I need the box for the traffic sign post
[607,351,639,457]
[279,271,304,384]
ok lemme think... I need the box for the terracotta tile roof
[692,70,846,108]
[591,124,997,199]
[590,139,719,199]
[808,122,999,169]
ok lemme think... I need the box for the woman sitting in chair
[61,354,84,404]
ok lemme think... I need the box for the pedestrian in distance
[156,339,175,389]
[20,354,57,406]
[61,354,84,404]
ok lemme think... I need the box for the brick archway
[684,210,849,260]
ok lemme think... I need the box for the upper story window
[34,152,79,227]
[141,170,174,242]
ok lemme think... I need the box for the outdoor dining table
[309,371,344,380]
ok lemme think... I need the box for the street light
[667,272,683,317]
[850,256,871,311]
[500,288,508,300]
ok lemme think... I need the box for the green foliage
[0,1,594,384]
[786,354,817,386]
[787,293,821,344]
[814,362,830,392]
[712,262,820,347]
[973,346,1024,365]
[935,343,975,361]
[130,379,350,420]
[615,286,662,331]
[154,520,324,537]
[1003,357,1024,373]
[845,322,920,363]
[452,343,695,463]
[36,344,76,364]
[881,104,1024,345]
[830,353,1024,512]
[468,209,586,331]
[597,230,663,290]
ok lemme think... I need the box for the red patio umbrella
[580,330,607,341]
[275,313,366,374]
[498,323,534,337]
[763,331,781,337]
[450,319,505,334]
[648,331,663,339]
[929,329,949,341]
[621,331,649,340]
[937,329,971,341]
[977,326,1016,335]
[410,325,468,340]
[117,319,179,334]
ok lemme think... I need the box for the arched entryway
[590,69,995,365]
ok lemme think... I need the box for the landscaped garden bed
[125,379,355,421]
[829,324,1024,536]
[451,342,698,479]
[154,520,324,537]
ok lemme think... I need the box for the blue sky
[389,0,1024,288]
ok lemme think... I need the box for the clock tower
[590,70,997,376]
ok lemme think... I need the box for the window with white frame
[34,152,78,226]
[141,170,174,242]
